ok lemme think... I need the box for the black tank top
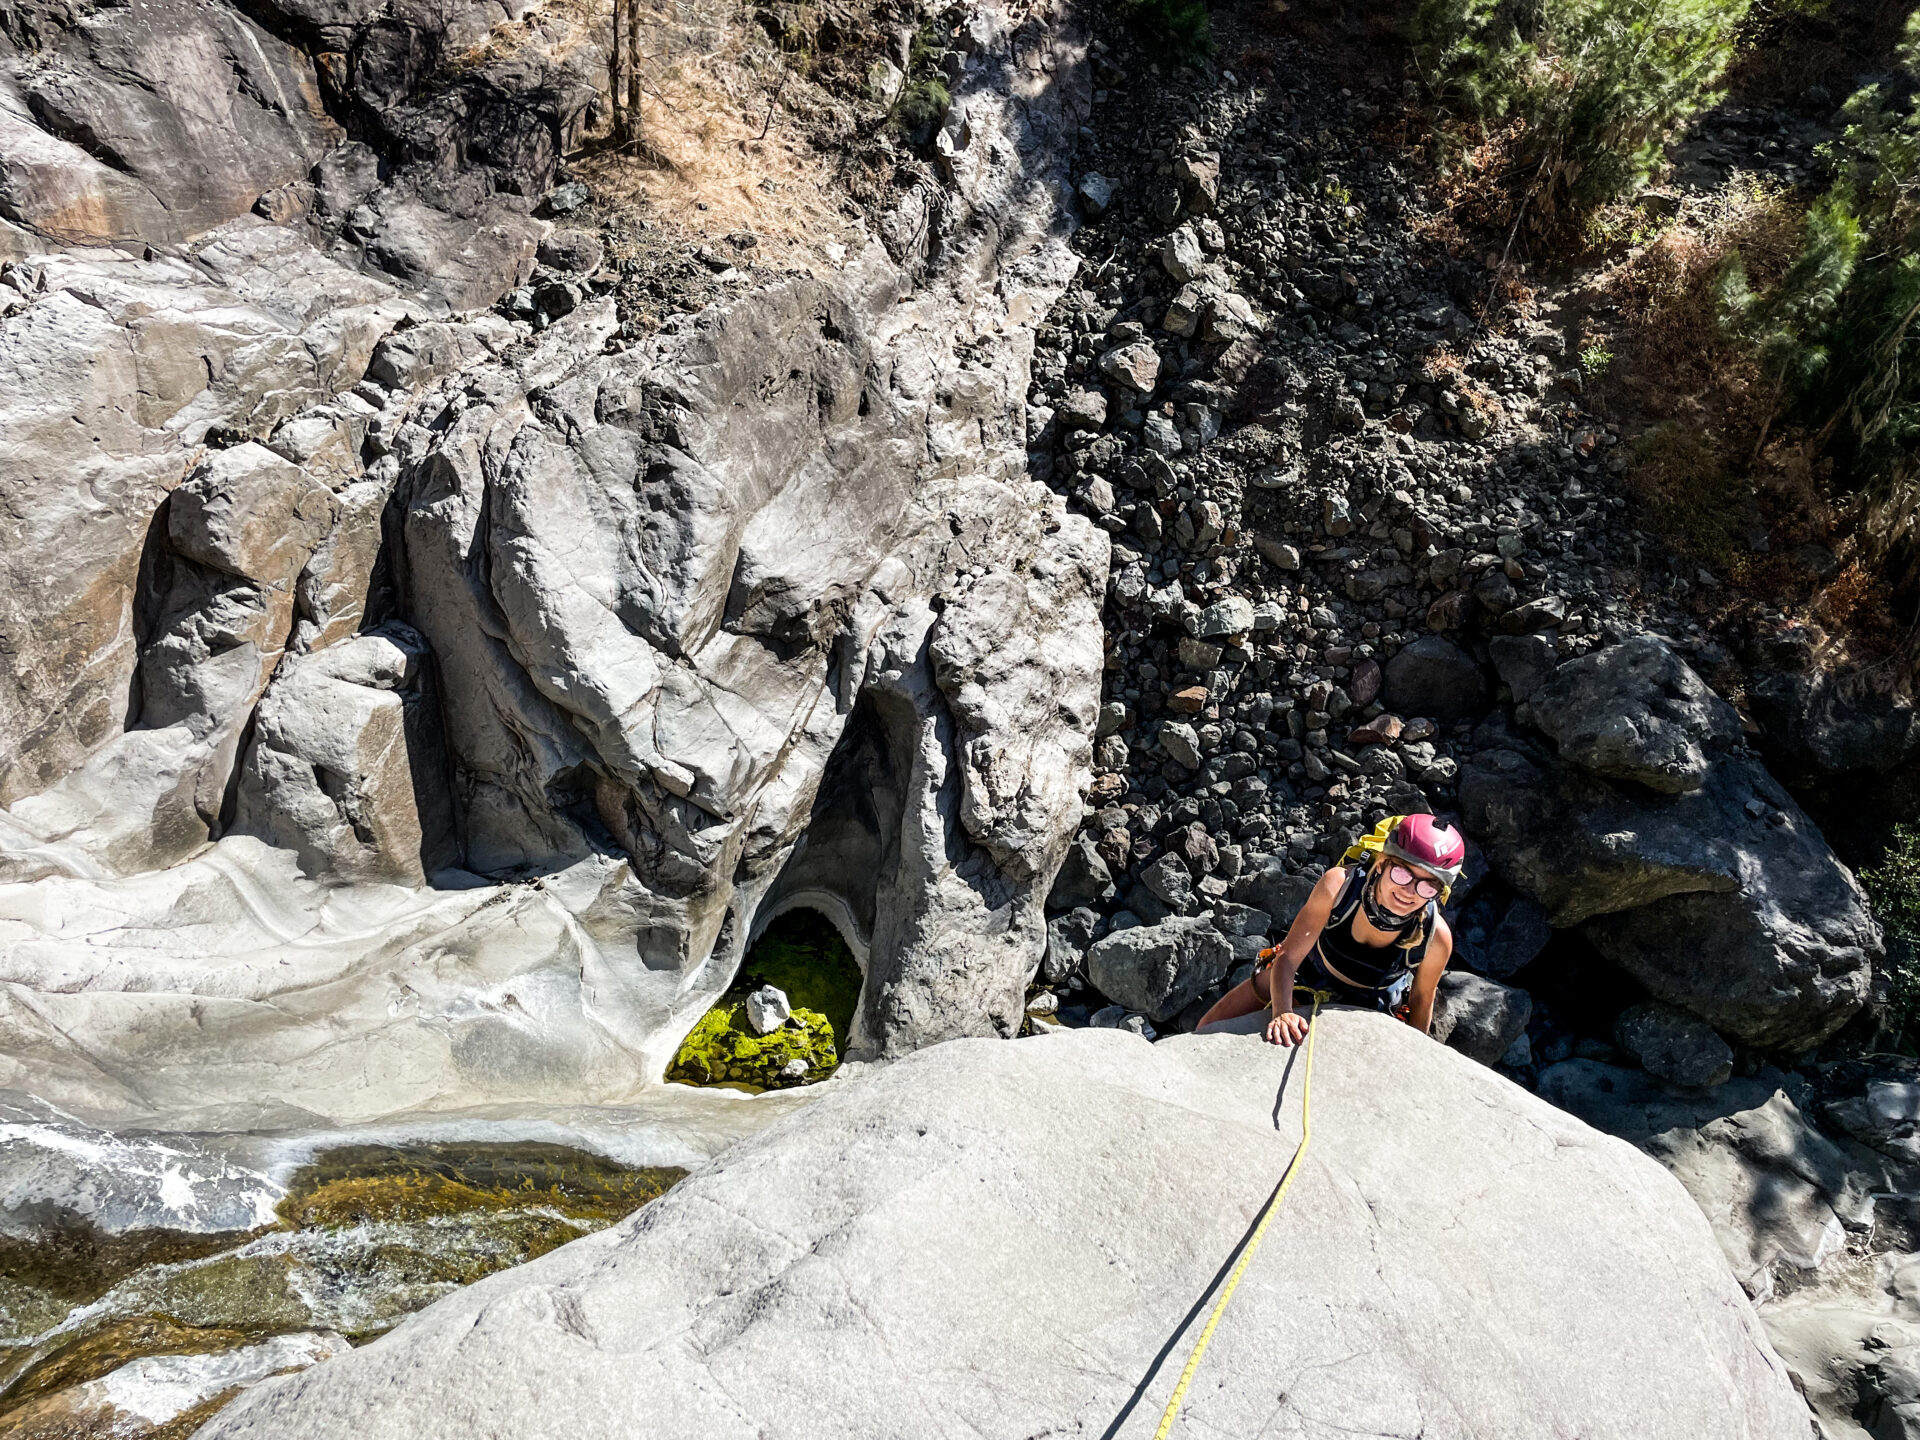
[1313,867,1433,992]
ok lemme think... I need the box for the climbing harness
[1150,986,1333,1439]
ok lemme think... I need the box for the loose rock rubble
[1026,10,1875,1067]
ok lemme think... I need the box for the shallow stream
[0,910,862,1437]
[0,1140,684,1438]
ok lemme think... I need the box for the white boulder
[199,1017,1808,1440]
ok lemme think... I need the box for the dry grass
[449,0,877,275]
[572,3,868,270]
[1598,175,1802,430]
[1409,117,1532,253]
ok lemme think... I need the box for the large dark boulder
[1530,636,1742,794]
[1383,635,1487,723]
[1085,915,1233,1022]
[1463,739,1875,1048]
[1463,636,1878,1049]
[1432,971,1532,1066]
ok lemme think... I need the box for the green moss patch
[667,909,862,1091]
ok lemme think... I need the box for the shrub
[1718,12,1920,594]
[1116,0,1211,59]
[1860,822,1920,1049]
[893,77,950,134]
[1413,0,1752,235]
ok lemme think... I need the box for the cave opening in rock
[1506,928,1651,1056]
[666,908,864,1091]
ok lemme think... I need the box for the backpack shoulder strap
[1327,865,1366,929]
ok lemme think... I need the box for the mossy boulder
[667,911,861,1091]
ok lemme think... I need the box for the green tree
[1414,0,1752,233]
[1859,822,1920,1050]
[1719,11,1920,587]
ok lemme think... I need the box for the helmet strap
[1360,865,1421,932]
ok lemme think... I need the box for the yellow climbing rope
[1151,987,1330,1440]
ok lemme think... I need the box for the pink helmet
[1383,814,1465,888]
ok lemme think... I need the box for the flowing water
[0,912,857,1436]
[0,1139,685,1437]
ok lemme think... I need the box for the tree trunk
[610,0,641,147]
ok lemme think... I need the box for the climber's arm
[1402,917,1452,1036]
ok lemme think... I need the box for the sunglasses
[1385,863,1442,900]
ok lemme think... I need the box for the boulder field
[197,1019,1808,1440]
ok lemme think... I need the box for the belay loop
[1150,986,1333,1439]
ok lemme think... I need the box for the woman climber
[1197,814,1464,1045]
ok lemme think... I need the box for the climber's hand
[1265,1008,1310,1047]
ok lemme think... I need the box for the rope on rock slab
[1150,987,1330,1440]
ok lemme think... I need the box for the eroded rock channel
[0,0,1916,1430]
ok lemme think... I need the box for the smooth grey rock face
[230,625,457,885]
[1531,635,1742,794]
[1539,1061,1872,1301]
[1085,914,1232,1021]
[1613,1001,1735,1089]
[1763,1251,1920,1440]
[0,0,338,250]
[194,1024,1811,1440]
[1431,970,1532,1066]
[1382,634,1487,722]
[0,229,406,810]
[0,0,1103,1108]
